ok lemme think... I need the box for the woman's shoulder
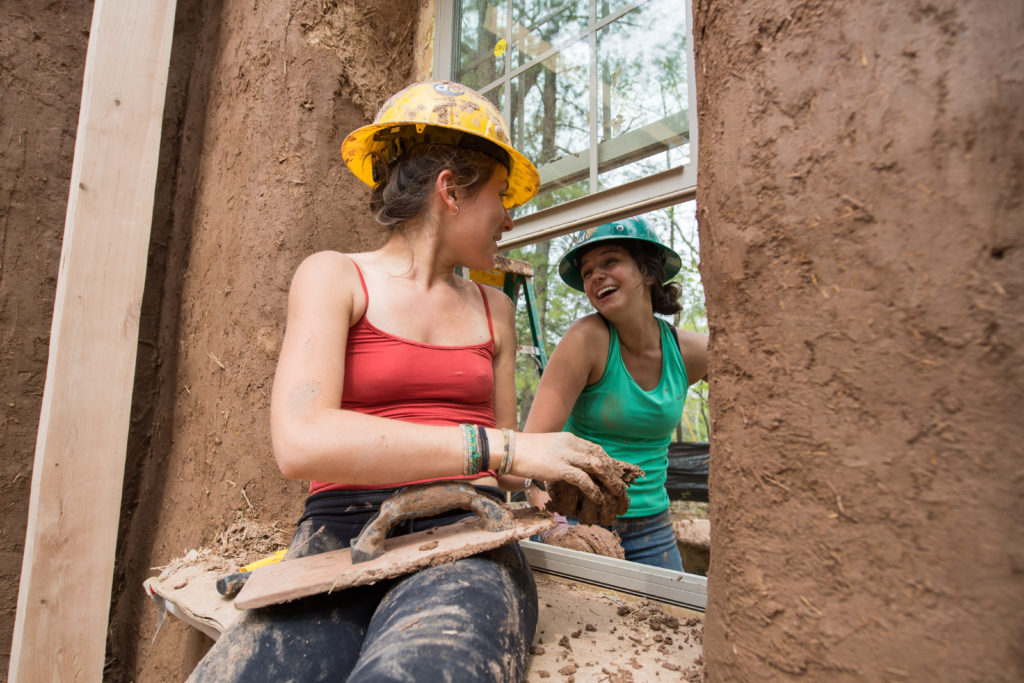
[568,313,609,335]
[288,251,368,317]
[469,277,513,309]
[290,250,369,286]
[295,249,360,272]
[672,326,708,353]
[561,313,610,348]
[672,326,709,383]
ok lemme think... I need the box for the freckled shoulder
[477,280,514,316]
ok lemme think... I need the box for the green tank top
[564,318,688,517]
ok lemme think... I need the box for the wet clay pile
[545,460,642,525]
[539,524,625,560]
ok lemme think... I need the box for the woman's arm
[485,286,522,491]
[270,255,620,501]
[676,328,709,385]
[487,286,518,432]
[523,315,606,434]
[270,252,468,484]
[518,316,606,505]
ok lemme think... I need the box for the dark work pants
[188,487,538,682]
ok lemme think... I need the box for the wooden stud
[8,1,178,680]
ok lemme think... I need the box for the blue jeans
[610,511,684,571]
[189,487,537,682]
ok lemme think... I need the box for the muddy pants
[188,487,537,683]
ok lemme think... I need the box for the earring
[451,206,459,215]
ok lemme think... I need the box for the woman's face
[454,164,514,267]
[578,244,652,314]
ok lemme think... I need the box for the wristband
[477,425,490,473]
[460,423,481,475]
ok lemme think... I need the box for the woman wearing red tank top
[189,82,626,683]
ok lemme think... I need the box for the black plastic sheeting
[666,441,709,502]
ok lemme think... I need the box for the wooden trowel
[233,481,555,610]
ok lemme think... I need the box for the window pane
[457,0,508,90]
[599,0,644,20]
[500,199,705,424]
[509,1,589,71]
[453,0,691,219]
[507,45,592,197]
[596,2,689,190]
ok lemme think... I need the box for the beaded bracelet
[497,429,511,475]
[504,429,517,476]
[460,423,481,475]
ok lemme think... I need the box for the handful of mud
[540,524,625,559]
[545,459,642,526]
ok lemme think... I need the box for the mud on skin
[545,459,642,526]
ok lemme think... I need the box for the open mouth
[596,285,618,301]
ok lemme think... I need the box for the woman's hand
[510,432,641,525]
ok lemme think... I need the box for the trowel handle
[349,482,514,564]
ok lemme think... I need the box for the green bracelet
[461,423,481,475]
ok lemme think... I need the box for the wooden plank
[8,1,178,681]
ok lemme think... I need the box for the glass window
[439,2,708,587]
[441,0,696,233]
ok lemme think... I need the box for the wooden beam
[8,1,178,681]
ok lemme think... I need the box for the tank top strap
[475,282,495,344]
[658,317,688,385]
[605,315,620,360]
[348,256,370,306]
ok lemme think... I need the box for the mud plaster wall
[0,0,417,680]
[693,1,1023,680]
[111,2,419,679]
[0,1,94,674]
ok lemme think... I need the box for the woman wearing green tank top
[524,217,709,570]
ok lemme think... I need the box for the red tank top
[309,260,497,495]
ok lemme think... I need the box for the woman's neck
[376,214,460,289]
[606,304,661,355]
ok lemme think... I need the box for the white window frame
[433,0,698,249]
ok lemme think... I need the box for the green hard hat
[557,216,682,292]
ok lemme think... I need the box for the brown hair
[369,144,500,229]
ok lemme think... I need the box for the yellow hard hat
[341,81,539,209]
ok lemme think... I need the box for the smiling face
[578,243,654,314]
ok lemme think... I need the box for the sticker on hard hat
[433,83,465,98]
